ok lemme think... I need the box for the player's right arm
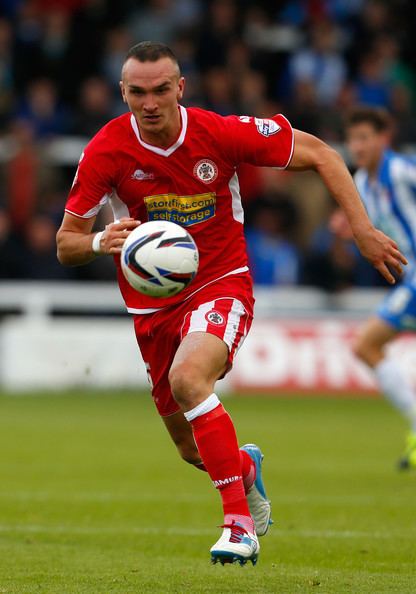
[56,130,140,267]
[287,130,407,283]
[56,214,140,266]
[221,114,406,284]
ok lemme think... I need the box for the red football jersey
[65,106,294,312]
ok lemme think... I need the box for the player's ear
[120,81,127,103]
[177,77,185,101]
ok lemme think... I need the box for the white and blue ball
[121,220,199,297]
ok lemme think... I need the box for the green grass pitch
[0,390,415,593]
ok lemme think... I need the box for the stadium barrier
[1,282,416,394]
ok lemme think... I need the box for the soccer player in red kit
[57,42,406,565]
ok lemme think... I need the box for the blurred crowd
[0,0,415,289]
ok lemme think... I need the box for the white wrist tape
[92,231,104,254]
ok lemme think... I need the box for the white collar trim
[130,105,187,157]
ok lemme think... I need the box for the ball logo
[193,159,218,184]
[205,310,225,326]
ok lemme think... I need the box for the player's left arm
[288,129,407,284]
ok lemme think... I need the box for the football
[121,220,199,297]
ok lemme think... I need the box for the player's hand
[101,217,141,255]
[354,227,408,284]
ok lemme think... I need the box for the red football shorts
[133,273,254,417]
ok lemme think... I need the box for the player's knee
[352,335,379,366]
[168,363,206,407]
[352,336,367,361]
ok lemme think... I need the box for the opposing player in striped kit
[56,43,406,565]
[340,108,416,469]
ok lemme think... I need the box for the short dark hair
[345,107,392,133]
[124,41,179,71]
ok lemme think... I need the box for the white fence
[1,282,415,394]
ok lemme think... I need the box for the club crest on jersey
[131,169,155,181]
[205,310,225,326]
[254,117,281,137]
[193,159,218,184]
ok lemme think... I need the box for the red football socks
[189,403,254,531]
[193,444,256,493]
[240,449,256,492]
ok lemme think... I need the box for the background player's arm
[288,129,407,283]
[56,213,139,266]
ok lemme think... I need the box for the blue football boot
[241,444,272,536]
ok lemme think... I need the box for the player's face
[120,57,184,143]
[347,123,389,172]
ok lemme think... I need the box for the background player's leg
[353,316,416,467]
[353,316,416,427]
[168,332,254,533]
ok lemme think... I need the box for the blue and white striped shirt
[354,149,416,282]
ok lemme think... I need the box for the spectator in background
[348,0,390,67]
[37,8,72,90]
[236,70,268,115]
[16,78,69,139]
[22,214,71,279]
[390,84,416,147]
[62,0,107,97]
[71,77,114,137]
[286,80,322,137]
[127,0,195,47]
[373,34,416,104]
[102,27,133,94]
[6,119,38,233]
[288,19,347,106]
[12,0,43,91]
[245,196,301,286]
[302,205,382,291]
[354,51,391,108]
[0,209,25,279]
[35,0,87,13]
[318,81,358,141]
[225,39,252,80]
[196,0,239,71]
[0,18,13,128]
[172,34,202,105]
[202,67,234,115]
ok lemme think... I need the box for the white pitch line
[0,524,214,536]
[0,491,210,503]
[0,491,408,506]
[0,524,412,540]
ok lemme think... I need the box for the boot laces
[219,522,247,544]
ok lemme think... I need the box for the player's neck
[367,154,383,180]
[138,108,182,149]
[367,163,379,180]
